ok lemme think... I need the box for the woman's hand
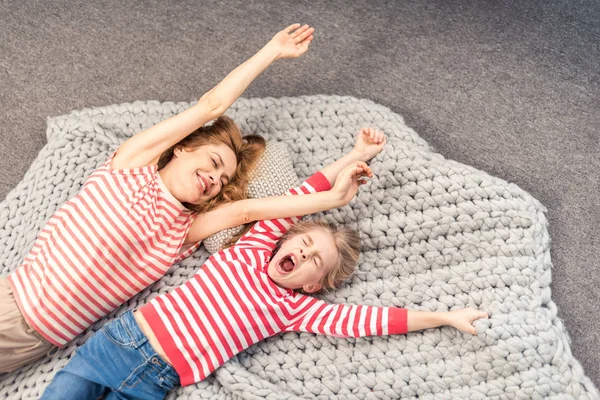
[352,128,387,162]
[331,161,373,206]
[267,24,314,59]
[448,308,489,335]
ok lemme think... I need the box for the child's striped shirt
[140,172,408,386]
[9,152,199,347]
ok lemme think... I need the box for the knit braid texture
[0,96,597,400]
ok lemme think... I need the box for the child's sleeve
[283,295,408,337]
[233,172,331,252]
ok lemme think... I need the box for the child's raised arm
[320,127,387,186]
[112,24,315,170]
[185,129,385,244]
[185,161,372,244]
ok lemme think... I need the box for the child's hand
[352,128,387,162]
[448,308,489,335]
[332,162,373,205]
[268,24,314,59]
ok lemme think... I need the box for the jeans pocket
[102,319,136,348]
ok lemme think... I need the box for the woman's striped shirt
[9,152,199,347]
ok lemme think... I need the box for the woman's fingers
[285,23,301,33]
[294,26,314,44]
[291,24,310,39]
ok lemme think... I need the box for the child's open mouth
[276,254,296,275]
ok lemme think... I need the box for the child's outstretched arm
[185,161,371,244]
[112,24,314,170]
[285,296,489,338]
[406,308,489,335]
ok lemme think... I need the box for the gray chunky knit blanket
[0,96,597,400]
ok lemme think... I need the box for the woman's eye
[212,159,217,168]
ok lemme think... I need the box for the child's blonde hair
[276,220,361,292]
[158,115,266,213]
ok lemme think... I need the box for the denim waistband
[119,310,180,384]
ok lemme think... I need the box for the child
[0,23,358,372]
[41,160,489,400]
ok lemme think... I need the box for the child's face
[267,228,338,292]
[168,143,237,205]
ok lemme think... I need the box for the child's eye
[302,239,307,246]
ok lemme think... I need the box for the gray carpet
[1,0,598,391]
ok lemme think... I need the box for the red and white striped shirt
[8,152,199,347]
[140,172,408,386]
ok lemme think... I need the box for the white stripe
[323,304,338,335]
[335,305,351,336]
[357,306,367,337]
[369,308,379,336]
[302,182,317,194]
[382,308,389,336]
[346,307,358,337]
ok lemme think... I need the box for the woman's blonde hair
[275,220,361,292]
[158,115,265,213]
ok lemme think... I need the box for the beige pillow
[203,141,300,253]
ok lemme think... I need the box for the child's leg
[41,369,106,399]
[41,310,179,400]
[0,277,54,372]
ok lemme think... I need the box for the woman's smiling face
[169,143,237,205]
[267,227,339,293]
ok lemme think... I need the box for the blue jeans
[41,310,180,400]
